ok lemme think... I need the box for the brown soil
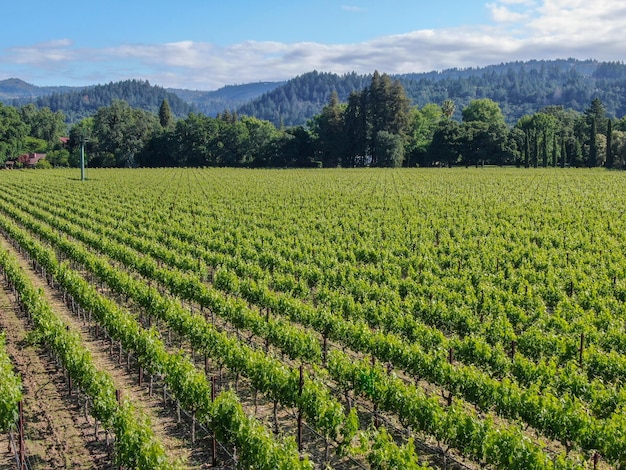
[0,268,110,469]
[0,235,213,469]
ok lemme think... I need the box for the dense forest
[179,81,285,117]
[2,59,626,170]
[6,59,626,127]
[237,72,371,127]
[239,59,626,126]
[3,79,196,122]
[1,68,625,170]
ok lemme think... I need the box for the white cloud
[3,1,626,90]
[7,39,78,66]
[488,3,529,22]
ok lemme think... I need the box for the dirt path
[0,269,109,469]
[0,235,209,469]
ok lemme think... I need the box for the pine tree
[442,100,455,120]
[606,118,613,168]
[313,91,345,167]
[542,129,548,167]
[343,91,368,167]
[588,116,597,167]
[158,99,174,129]
[524,130,530,168]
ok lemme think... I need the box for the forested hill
[32,79,196,122]
[237,71,371,127]
[0,78,76,102]
[237,59,626,126]
[5,59,626,125]
[173,81,285,117]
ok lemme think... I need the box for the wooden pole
[18,401,25,470]
[211,376,217,467]
[297,364,303,452]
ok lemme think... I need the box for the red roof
[17,153,46,166]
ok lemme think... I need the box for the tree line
[1,71,625,169]
[234,60,626,127]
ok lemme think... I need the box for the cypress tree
[524,130,530,168]
[442,100,455,120]
[532,130,539,168]
[589,116,597,167]
[606,119,613,168]
[158,99,174,129]
[542,129,548,167]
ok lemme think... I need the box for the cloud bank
[2,0,626,90]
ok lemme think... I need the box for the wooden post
[18,401,25,470]
[297,364,303,452]
[211,376,217,467]
[371,356,379,427]
[447,348,454,405]
[192,413,196,444]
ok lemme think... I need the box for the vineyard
[0,167,625,469]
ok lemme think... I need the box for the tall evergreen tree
[310,91,345,167]
[606,118,613,168]
[388,80,411,136]
[158,99,174,129]
[343,91,368,167]
[542,129,548,167]
[524,130,530,168]
[585,98,607,135]
[441,99,455,120]
[368,71,391,165]
[588,116,597,167]
[532,130,539,168]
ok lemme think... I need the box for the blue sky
[2,1,625,90]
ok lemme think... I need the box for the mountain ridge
[2,58,625,125]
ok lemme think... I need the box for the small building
[17,153,47,168]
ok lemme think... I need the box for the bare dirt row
[0,234,213,469]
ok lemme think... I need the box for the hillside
[0,78,77,103]
[236,71,371,126]
[0,79,196,122]
[4,59,626,126]
[170,81,284,116]
[34,79,196,122]
[238,59,626,126]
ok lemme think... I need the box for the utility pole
[80,134,89,181]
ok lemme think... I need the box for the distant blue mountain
[3,58,626,125]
